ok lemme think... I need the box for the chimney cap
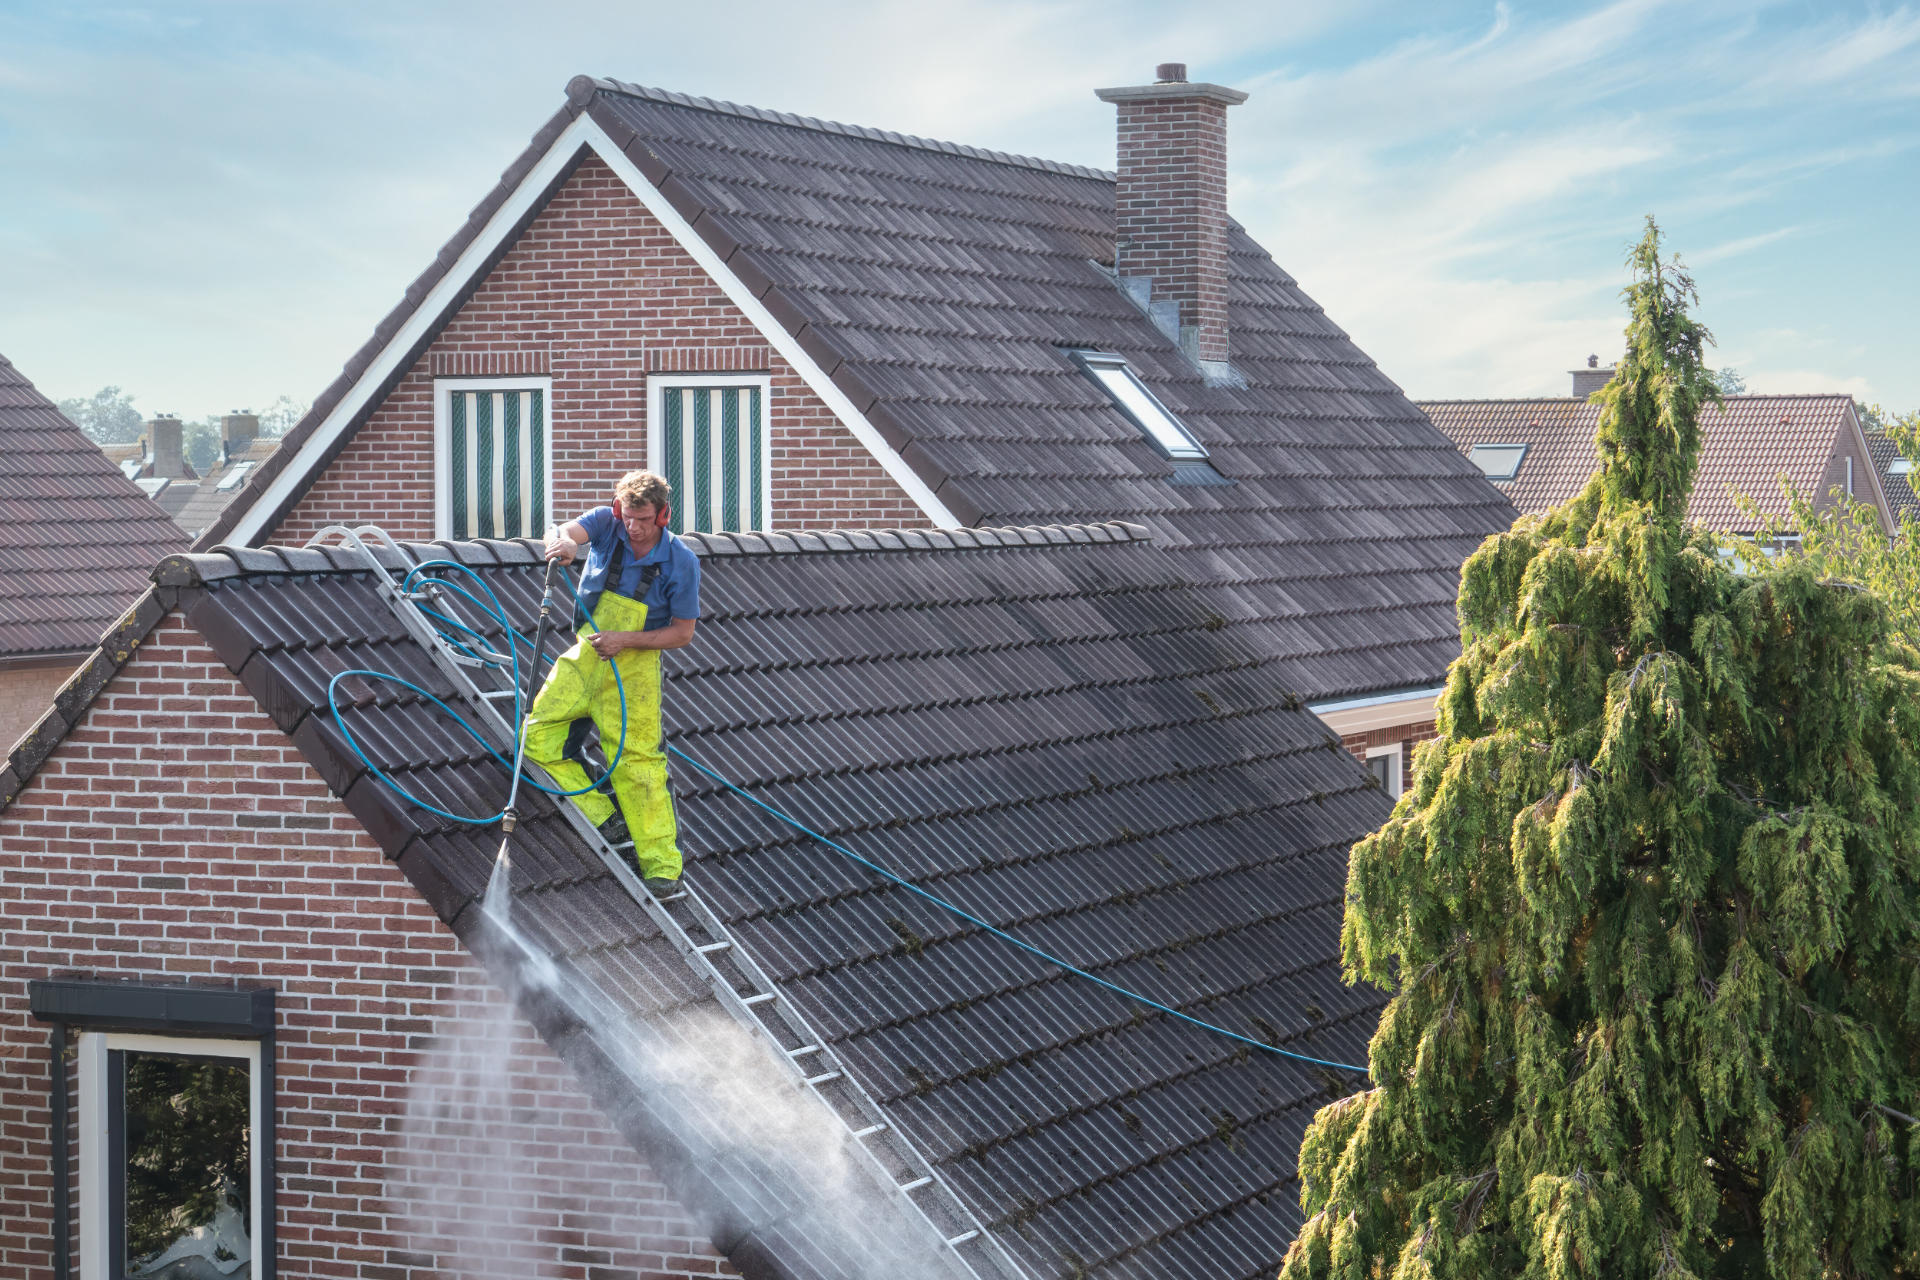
[1095,72,1248,107]
[1587,354,1599,368]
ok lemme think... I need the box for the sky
[0,0,1915,423]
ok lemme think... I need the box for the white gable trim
[228,111,954,546]
[574,115,957,526]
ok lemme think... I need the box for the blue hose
[326,556,626,824]
[332,551,1372,1078]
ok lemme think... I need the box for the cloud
[0,0,1913,415]
[1689,226,1799,265]
[1744,368,1875,399]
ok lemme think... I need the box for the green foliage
[1711,367,1748,396]
[1748,408,1920,653]
[57,385,146,445]
[1283,219,1920,1279]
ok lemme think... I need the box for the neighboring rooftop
[1422,385,1883,532]
[107,412,281,539]
[0,352,187,660]
[1866,425,1920,525]
[4,522,1387,1280]
[202,74,1516,706]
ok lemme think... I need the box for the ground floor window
[435,378,554,540]
[648,374,770,533]
[81,1032,266,1279]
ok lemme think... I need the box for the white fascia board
[230,109,957,546]
[574,114,958,527]
[1306,685,1447,715]
[229,115,599,547]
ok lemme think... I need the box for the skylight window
[1069,351,1207,459]
[216,461,254,492]
[1470,443,1529,482]
[1890,459,1913,476]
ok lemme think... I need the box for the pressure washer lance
[487,552,565,908]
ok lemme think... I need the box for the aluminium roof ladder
[305,525,1029,1280]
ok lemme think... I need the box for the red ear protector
[616,500,673,529]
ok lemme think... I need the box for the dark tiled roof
[1421,393,1867,531]
[12,523,1387,1279]
[1865,428,1920,525]
[0,353,187,659]
[197,78,1515,704]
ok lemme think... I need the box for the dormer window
[1069,351,1206,459]
[1469,443,1528,482]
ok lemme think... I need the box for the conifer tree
[1281,219,1920,1278]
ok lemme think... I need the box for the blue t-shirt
[574,506,701,631]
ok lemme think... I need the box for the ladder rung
[803,1070,842,1087]
[851,1123,887,1139]
[480,688,517,699]
[655,890,688,903]
[695,941,733,955]
[899,1176,933,1192]
[787,1044,822,1058]
[741,992,777,1007]
[946,1231,979,1247]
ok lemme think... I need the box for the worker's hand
[588,630,634,659]
[544,531,577,564]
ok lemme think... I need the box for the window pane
[1367,753,1393,791]
[1469,444,1528,481]
[122,1052,252,1277]
[1086,363,1206,458]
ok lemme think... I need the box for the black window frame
[29,980,276,1280]
[1468,442,1529,482]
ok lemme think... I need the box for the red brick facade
[0,615,735,1278]
[268,158,924,547]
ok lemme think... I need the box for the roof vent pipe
[1095,65,1247,371]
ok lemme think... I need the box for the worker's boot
[596,810,630,850]
[644,876,683,900]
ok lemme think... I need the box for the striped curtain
[447,388,546,540]
[659,385,765,533]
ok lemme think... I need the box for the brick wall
[268,158,924,548]
[0,660,74,758]
[0,615,736,1279]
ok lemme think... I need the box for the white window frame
[646,373,774,532]
[78,1031,266,1280]
[1068,350,1207,460]
[1365,743,1404,799]
[433,376,556,541]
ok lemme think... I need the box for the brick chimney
[147,415,188,479]
[1571,354,1615,398]
[222,410,259,463]
[1096,63,1247,368]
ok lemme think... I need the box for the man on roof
[527,470,700,895]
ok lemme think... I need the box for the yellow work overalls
[520,586,681,881]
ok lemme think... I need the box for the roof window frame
[1067,350,1208,460]
[1469,442,1529,482]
